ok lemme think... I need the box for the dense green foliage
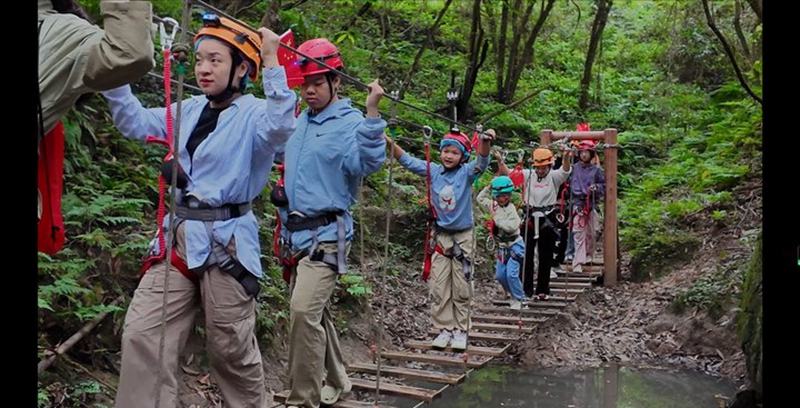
[38,1,761,406]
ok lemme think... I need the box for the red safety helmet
[296,38,345,77]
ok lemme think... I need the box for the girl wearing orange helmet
[510,147,572,300]
[387,128,496,351]
[103,15,297,408]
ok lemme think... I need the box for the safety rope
[190,0,507,141]
[374,91,399,405]
[153,2,188,405]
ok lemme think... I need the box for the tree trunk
[456,0,484,120]
[397,0,454,100]
[579,0,613,112]
[745,0,762,22]
[495,0,510,101]
[260,0,281,30]
[506,0,556,102]
[501,0,534,103]
[734,0,753,64]
[701,0,762,105]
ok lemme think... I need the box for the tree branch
[478,88,547,124]
[701,0,762,105]
[397,0,454,100]
[340,1,374,32]
[281,0,310,11]
[38,295,125,375]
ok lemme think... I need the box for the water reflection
[426,364,739,408]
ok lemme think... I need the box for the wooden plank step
[348,362,465,385]
[350,378,441,402]
[404,340,510,357]
[493,298,575,306]
[427,328,518,342]
[560,264,604,272]
[273,390,397,408]
[550,276,595,283]
[472,314,547,324]
[549,281,592,289]
[478,306,559,316]
[381,350,490,369]
[472,322,534,334]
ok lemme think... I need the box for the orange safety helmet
[195,14,262,82]
[532,148,555,167]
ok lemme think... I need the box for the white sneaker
[550,270,558,279]
[510,299,522,310]
[551,265,564,275]
[450,330,467,350]
[573,264,583,274]
[432,329,452,349]
[321,381,352,405]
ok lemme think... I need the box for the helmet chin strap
[206,56,245,104]
[311,75,338,114]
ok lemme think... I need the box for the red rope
[147,49,175,260]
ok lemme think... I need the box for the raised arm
[254,28,299,153]
[342,79,388,177]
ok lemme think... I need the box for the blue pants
[495,241,526,301]
[566,229,575,258]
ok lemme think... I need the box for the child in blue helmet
[478,171,528,310]
[386,128,496,351]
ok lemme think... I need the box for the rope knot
[171,43,192,64]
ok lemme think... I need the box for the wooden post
[603,364,619,408]
[603,129,618,286]
[540,129,553,146]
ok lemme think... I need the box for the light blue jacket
[283,98,387,251]
[398,152,489,231]
[103,67,297,278]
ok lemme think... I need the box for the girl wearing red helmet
[278,37,388,407]
[569,140,606,273]
[386,128,496,351]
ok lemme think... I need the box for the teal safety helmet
[491,175,515,197]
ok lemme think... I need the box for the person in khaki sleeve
[275,38,387,408]
[38,0,155,252]
[387,128,495,351]
[102,14,298,408]
[38,0,155,140]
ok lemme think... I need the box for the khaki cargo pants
[115,223,266,408]
[285,242,351,408]
[430,229,474,332]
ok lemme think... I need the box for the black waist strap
[435,225,472,235]
[496,234,520,243]
[526,204,556,213]
[176,201,252,221]
[284,211,343,232]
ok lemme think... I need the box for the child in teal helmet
[478,169,528,310]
